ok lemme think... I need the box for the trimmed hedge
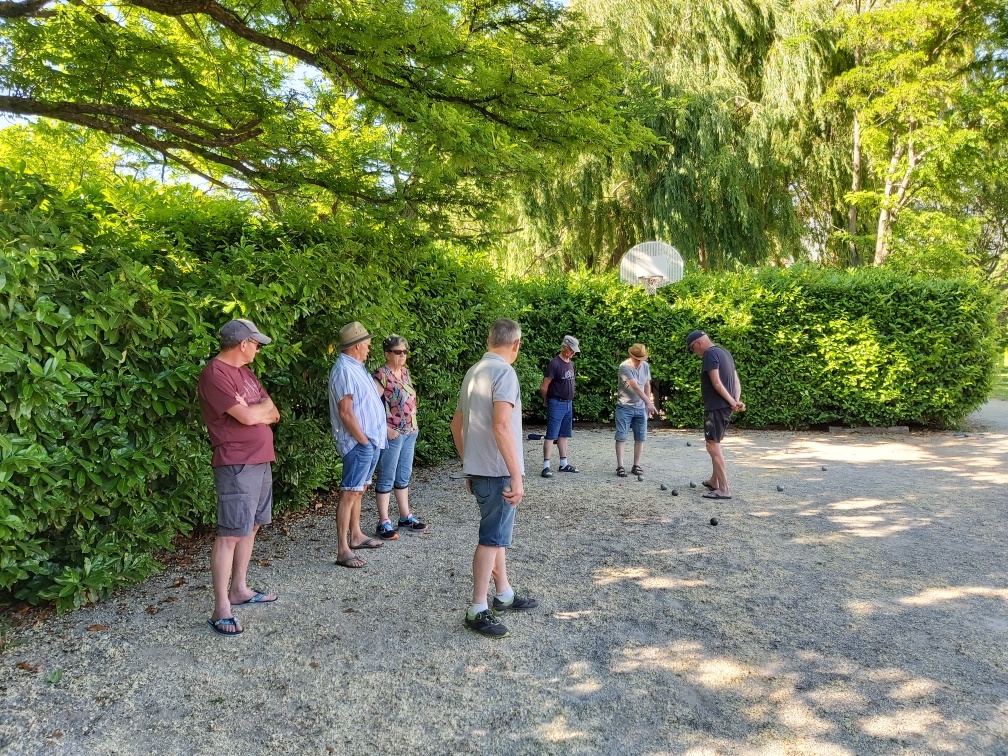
[0,169,510,610]
[511,269,1000,429]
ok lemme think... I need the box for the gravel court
[1,409,1007,755]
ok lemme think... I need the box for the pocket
[217,493,252,533]
[470,477,491,499]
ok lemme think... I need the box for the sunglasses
[245,339,261,351]
[388,349,409,356]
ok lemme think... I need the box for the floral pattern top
[373,365,419,433]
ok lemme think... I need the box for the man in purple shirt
[540,335,581,478]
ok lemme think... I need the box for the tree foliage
[0,0,641,223]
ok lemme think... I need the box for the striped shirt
[328,353,388,457]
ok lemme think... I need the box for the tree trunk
[848,45,863,267]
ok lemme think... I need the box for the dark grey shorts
[213,463,273,537]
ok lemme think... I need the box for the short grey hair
[220,334,243,350]
[488,318,521,348]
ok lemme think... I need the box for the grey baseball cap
[562,335,581,353]
[220,318,272,345]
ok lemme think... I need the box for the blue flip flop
[207,617,243,636]
[232,590,278,606]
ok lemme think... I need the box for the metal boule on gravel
[686,441,691,446]
[637,475,644,482]
[660,484,668,491]
[777,485,784,492]
[689,481,697,488]
[710,517,718,526]
[821,465,828,471]
[671,489,679,496]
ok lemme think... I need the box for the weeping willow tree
[491,0,837,274]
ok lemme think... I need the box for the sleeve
[492,367,521,406]
[199,366,239,419]
[618,363,633,383]
[543,358,558,380]
[702,350,721,374]
[329,362,349,402]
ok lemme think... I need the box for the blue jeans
[615,405,647,442]
[340,441,380,492]
[470,476,516,547]
[374,430,418,494]
[545,398,573,440]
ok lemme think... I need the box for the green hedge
[0,169,510,610]
[2,166,999,612]
[511,269,1000,428]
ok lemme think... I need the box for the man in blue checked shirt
[328,321,388,568]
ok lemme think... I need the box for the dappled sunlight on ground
[900,586,1008,606]
[593,566,708,590]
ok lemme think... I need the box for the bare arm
[709,370,744,412]
[625,378,657,413]
[540,376,552,403]
[492,400,524,505]
[337,394,370,445]
[450,410,465,460]
[225,396,280,425]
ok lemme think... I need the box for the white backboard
[619,241,684,291]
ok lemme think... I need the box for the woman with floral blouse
[372,334,428,539]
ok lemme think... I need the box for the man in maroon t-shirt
[198,318,281,636]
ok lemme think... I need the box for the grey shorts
[213,463,273,537]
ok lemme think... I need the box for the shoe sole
[376,532,399,541]
[398,527,428,534]
[491,603,539,615]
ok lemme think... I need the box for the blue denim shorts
[615,404,647,442]
[545,398,573,440]
[340,441,380,492]
[470,476,516,548]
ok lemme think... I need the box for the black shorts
[704,408,733,443]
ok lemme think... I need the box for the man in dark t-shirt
[539,335,581,477]
[197,318,281,637]
[686,330,744,500]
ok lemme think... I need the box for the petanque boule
[671,489,679,496]
[686,441,691,446]
[710,517,718,526]
[821,465,828,471]
[689,481,697,488]
[777,485,784,492]
[637,475,644,482]
[660,484,668,491]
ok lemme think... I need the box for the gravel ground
[2,405,1008,755]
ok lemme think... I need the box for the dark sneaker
[398,514,428,533]
[376,520,399,540]
[540,467,553,478]
[492,592,539,614]
[465,609,509,638]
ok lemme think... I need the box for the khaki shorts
[213,463,273,537]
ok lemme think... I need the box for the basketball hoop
[638,275,665,296]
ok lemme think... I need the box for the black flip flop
[702,492,732,499]
[207,617,243,636]
[336,554,366,568]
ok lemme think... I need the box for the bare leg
[210,536,242,631]
[557,437,568,458]
[615,440,625,468]
[542,438,554,464]
[472,545,501,605]
[336,489,360,563]
[633,441,644,467]
[226,524,275,604]
[347,490,370,547]
[706,440,729,495]
[491,546,510,596]
[376,491,392,523]
[394,487,412,519]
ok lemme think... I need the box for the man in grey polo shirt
[451,318,539,638]
[329,321,388,568]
